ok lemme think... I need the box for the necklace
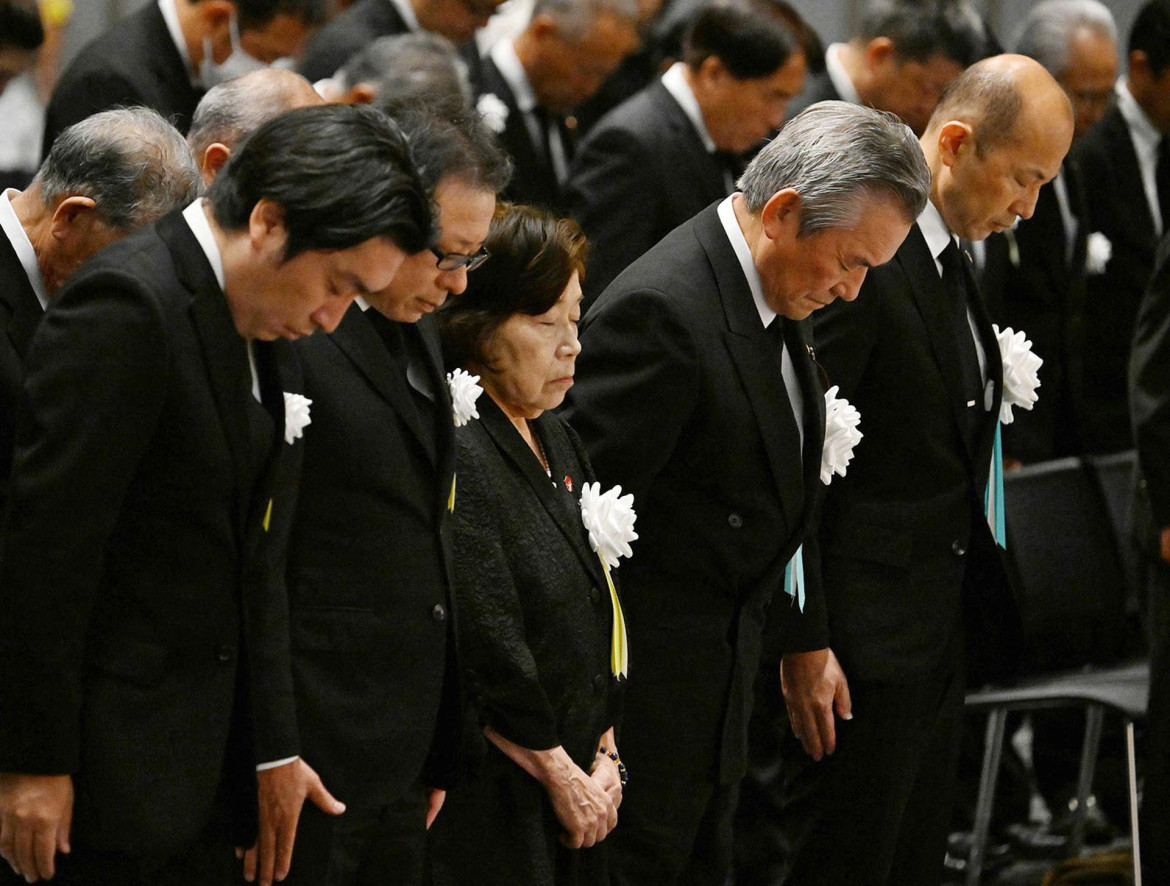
[528,420,551,477]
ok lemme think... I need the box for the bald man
[187,68,324,186]
[775,56,1073,886]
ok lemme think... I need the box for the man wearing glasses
[272,110,511,886]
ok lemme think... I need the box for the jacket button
[590,586,602,605]
[951,540,967,557]
[593,673,607,693]
[728,513,743,529]
[431,604,447,623]
[216,646,233,663]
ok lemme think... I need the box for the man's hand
[243,759,344,886]
[0,773,73,883]
[780,647,852,761]
[1160,526,1170,564]
[425,789,445,830]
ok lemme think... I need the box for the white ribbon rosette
[282,392,312,444]
[447,369,483,427]
[992,325,1043,424]
[476,93,509,135]
[821,385,863,485]
[1085,232,1112,275]
[579,483,635,680]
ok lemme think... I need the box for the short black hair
[438,203,587,372]
[1131,0,1170,77]
[0,1,43,50]
[394,106,512,198]
[207,104,432,259]
[858,0,988,67]
[236,0,327,30]
[682,0,816,80]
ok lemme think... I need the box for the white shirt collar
[181,198,225,290]
[157,0,196,80]
[716,194,774,328]
[1117,77,1166,233]
[917,197,954,274]
[387,0,421,31]
[661,62,718,153]
[490,39,537,114]
[0,189,49,310]
[825,43,862,105]
[1117,77,1161,150]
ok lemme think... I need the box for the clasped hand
[0,773,73,883]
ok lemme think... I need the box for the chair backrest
[1084,450,1144,616]
[1004,457,1128,673]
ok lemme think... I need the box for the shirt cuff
[256,755,299,772]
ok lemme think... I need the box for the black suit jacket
[980,164,1090,462]
[479,55,571,212]
[784,69,842,122]
[0,210,301,855]
[562,203,827,785]
[285,305,460,806]
[1071,104,1159,454]
[298,0,409,82]
[813,223,1020,684]
[1132,232,1170,556]
[42,3,198,155]
[565,80,731,306]
[0,232,41,516]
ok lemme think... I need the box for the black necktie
[939,240,983,448]
[1157,137,1170,227]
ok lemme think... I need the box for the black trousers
[1142,557,1170,884]
[280,786,428,886]
[775,635,967,886]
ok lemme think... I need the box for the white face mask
[200,14,266,88]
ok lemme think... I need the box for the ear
[696,54,729,87]
[760,188,801,240]
[342,83,377,105]
[1129,50,1151,85]
[201,143,232,183]
[248,198,288,260]
[49,195,100,242]
[197,0,235,31]
[528,13,559,41]
[863,36,896,72]
[935,120,974,169]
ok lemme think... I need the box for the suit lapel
[329,304,437,466]
[652,83,729,205]
[696,207,804,529]
[0,237,43,360]
[416,316,455,492]
[785,318,826,505]
[482,59,561,202]
[161,212,255,530]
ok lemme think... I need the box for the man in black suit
[982,1,1117,457]
[478,0,640,211]
[0,107,200,518]
[565,0,811,306]
[787,0,986,135]
[1072,0,1170,455]
[562,101,930,884]
[297,0,501,84]
[774,57,1072,886]
[0,105,431,886]
[277,111,509,886]
[42,0,324,155]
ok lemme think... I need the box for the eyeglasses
[430,245,490,272]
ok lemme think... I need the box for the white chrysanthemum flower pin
[821,385,862,485]
[447,369,483,427]
[579,482,638,570]
[1085,231,1112,275]
[993,325,1043,424]
[282,392,312,445]
[476,93,509,134]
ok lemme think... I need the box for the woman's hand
[589,728,623,809]
[485,726,617,848]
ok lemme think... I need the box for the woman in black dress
[431,204,630,885]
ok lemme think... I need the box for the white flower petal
[579,482,639,569]
[447,369,483,427]
[992,325,1043,425]
[476,93,509,135]
[283,392,312,445]
[821,385,862,485]
[1085,232,1112,275]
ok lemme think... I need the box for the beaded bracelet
[597,746,628,787]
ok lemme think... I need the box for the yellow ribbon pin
[601,557,629,680]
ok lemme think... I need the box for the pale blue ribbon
[984,422,1006,548]
[783,544,805,612]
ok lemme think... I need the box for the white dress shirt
[1116,77,1165,235]
[661,63,736,192]
[824,43,862,105]
[0,189,49,310]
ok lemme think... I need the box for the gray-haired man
[561,101,929,884]
[0,106,200,515]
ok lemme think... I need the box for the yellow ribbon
[262,498,273,533]
[601,557,628,680]
[447,474,456,513]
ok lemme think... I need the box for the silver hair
[339,33,472,106]
[34,107,200,230]
[738,101,930,235]
[1014,0,1117,77]
[532,0,639,42]
[188,69,318,158]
